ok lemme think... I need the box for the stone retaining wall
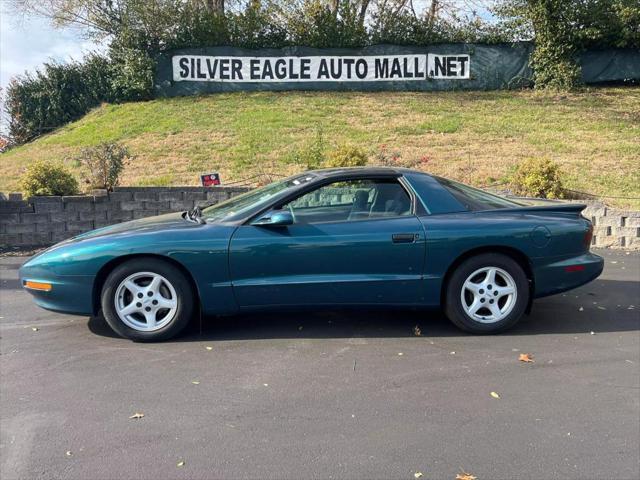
[1,189,638,249]
[0,187,249,247]
[579,202,640,248]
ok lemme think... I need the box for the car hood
[22,211,237,277]
[71,212,198,242]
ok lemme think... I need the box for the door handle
[392,233,418,243]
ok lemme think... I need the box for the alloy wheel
[114,272,178,331]
[460,266,517,323]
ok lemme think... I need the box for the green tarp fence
[154,43,639,97]
[579,49,640,83]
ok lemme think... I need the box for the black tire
[101,258,195,342]
[444,253,529,334]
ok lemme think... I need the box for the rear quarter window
[403,173,468,214]
[434,177,523,211]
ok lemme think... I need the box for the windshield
[201,174,316,222]
[435,177,523,211]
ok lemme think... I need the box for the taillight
[565,265,586,273]
[583,222,593,250]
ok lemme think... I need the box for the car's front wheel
[101,258,195,341]
[444,253,529,334]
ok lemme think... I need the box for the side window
[282,178,412,224]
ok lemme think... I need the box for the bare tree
[358,0,371,24]
[7,0,192,39]
[8,0,122,36]
[204,0,225,15]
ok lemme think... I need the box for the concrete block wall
[1,189,638,249]
[0,187,249,247]
[581,203,640,249]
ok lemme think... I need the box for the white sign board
[172,54,470,82]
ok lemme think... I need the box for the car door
[228,176,427,307]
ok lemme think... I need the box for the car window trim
[279,213,418,227]
[398,175,424,216]
[279,175,416,223]
[242,173,415,226]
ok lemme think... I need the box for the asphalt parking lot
[1,249,638,480]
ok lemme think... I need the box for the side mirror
[252,210,294,227]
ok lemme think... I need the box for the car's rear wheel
[444,253,529,334]
[101,258,195,341]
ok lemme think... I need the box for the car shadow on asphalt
[87,279,639,341]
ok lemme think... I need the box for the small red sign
[200,173,221,187]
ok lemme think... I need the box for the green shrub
[108,48,155,101]
[20,161,79,197]
[493,0,640,89]
[530,10,581,90]
[510,158,565,199]
[324,145,368,168]
[286,1,368,48]
[6,52,154,145]
[227,6,288,49]
[167,8,231,49]
[6,55,113,144]
[530,38,582,91]
[76,142,130,191]
[168,4,288,50]
[289,127,326,169]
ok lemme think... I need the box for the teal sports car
[19,167,603,341]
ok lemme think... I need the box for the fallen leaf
[414,472,423,478]
[519,353,534,363]
[191,381,200,385]
[490,391,500,399]
[177,460,185,467]
[456,472,477,480]
[205,346,213,351]
[413,325,422,337]
[129,413,144,419]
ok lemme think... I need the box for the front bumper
[19,267,94,315]
[533,252,604,298]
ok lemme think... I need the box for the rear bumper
[533,252,604,298]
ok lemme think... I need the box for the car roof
[309,166,432,179]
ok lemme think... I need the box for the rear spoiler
[485,203,587,215]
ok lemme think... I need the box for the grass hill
[1,87,639,208]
